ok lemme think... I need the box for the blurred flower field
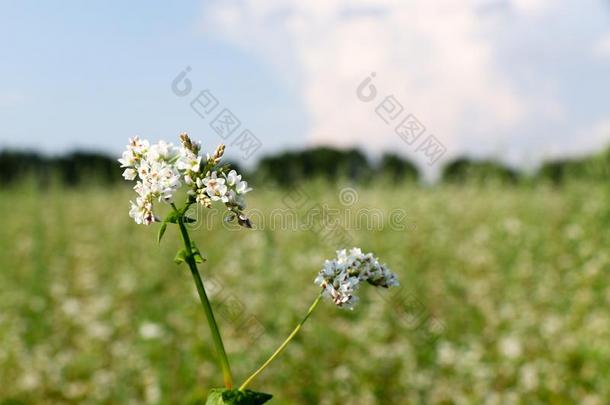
[1,181,610,404]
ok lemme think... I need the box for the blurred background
[1,1,610,404]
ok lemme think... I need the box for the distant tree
[53,152,121,186]
[0,150,48,184]
[537,147,610,184]
[378,153,419,183]
[255,151,301,186]
[591,146,610,178]
[442,158,519,184]
[537,160,577,184]
[255,147,372,185]
[4,142,610,188]
[0,150,123,186]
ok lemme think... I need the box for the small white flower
[127,136,149,154]
[147,140,176,161]
[203,171,228,202]
[520,364,539,391]
[236,180,251,194]
[118,150,136,168]
[129,199,155,225]
[133,181,146,196]
[226,169,252,194]
[122,168,137,181]
[139,322,164,340]
[177,148,202,173]
[499,336,522,359]
[226,170,239,186]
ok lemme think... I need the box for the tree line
[0,146,609,187]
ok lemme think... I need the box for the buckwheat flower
[139,322,164,340]
[122,168,137,181]
[177,134,203,173]
[120,137,183,225]
[203,171,228,202]
[118,136,149,167]
[147,140,177,161]
[120,133,253,228]
[133,181,147,196]
[226,170,252,195]
[129,198,155,225]
[128,136,150,153]
[137,159,182,203]
[314,248,399,309]
[315,265,361,309]
[118,151,136,168]
[177,148,202,173]
[191,178,212,207]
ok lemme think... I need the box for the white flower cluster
[314,248,399,309]
[118,134,252,226]
[118,137,182,225]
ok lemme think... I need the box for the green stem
[239,293,323,390]
[175,208,233,389]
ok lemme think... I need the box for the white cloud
[202,0,527,161]
[201,0,610,174]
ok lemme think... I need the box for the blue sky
[1,0,610,173]
[0,1,306,164]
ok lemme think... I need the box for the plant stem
[176,212,233,389]
[239,293,323,390]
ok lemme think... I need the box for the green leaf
[174,249,187,264]
[193,252,204,263]
[157,222,168,244]
[205,389,272,405]
[191,242,206,263]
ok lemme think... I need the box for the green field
[1,182,609,404]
